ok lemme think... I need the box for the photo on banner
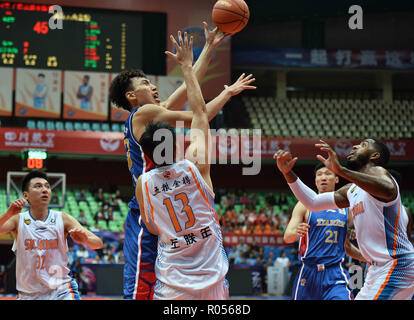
[109,73,156,122]
[15,68,61,118]
[0,67,13,116]
[63,71,109,120]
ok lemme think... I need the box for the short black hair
[109,69,147,111]
[22,170,48,193]
[314,162,335,176]
[37,73,45,78]
[140,121,176,166]
[371,139,390,167]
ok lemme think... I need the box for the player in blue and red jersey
[283,163,366,300]
[109,23,255,300]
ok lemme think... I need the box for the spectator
[246,251,256,265]
[274,250,290,268]
[278,192,288,207]
[102,198,112,212]
[94,205,107,224]
[235,238,249,257]
[78,210,89,228]
[67,245,77,266]
[94,187,104,203]
[266,192,276,206]
[114,189,123,202]
[92,255,102,264]
[112,198,121,212]
[76,245,89,262]
[90,223,101,232]
[106,207,115,223]
[115,250,125,264]
[76,189,87,202]
[240,192,250,206]
[234,250,245,265]
[237,209,246,226]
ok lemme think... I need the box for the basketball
[212,0,250,34]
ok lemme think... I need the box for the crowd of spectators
[215,188,293,236]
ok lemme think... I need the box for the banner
[233,47,414,70]
[63,71,109,120]
[0,67,13,116]
[15,68,61,118]
[223,233,285,247]
[1,128,413,161]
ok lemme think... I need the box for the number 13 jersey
[140,159,228,291]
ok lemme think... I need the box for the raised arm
[163,22,229,110]
[0,199,25,237]
[274,150,350,211]
[315,140,396,202]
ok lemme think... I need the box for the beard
[345,153,370,171]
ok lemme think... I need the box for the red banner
[223,233,285,247]
[1,127,413,162]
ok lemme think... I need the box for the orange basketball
[212,0,250,34]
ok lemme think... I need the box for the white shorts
[17,279,81,300]
[356,258,414,300]
[153,279,229,300]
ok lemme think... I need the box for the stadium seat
[55,121,64,131]
[46,121,55,130]
[92,122,101,131]
[27,120,36,129]
[101,123,110,131]
[36,120,45,130]
[74,122,83,131]
[65,121,74,131]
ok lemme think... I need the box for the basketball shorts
[292,262,353,300]
[153,279,229,300]
[17,279,81,300]
[123,207,158,300]
[356,256,414,300]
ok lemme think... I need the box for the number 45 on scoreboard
[33,5,63,34]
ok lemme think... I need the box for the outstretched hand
[165,31,194,67]
[273,150,298,174]
[224,73,256,96]
[203,21,230,48]
[315,140,342,175]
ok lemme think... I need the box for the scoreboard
[0,2,166,74]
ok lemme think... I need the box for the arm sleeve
[288,178,339,212]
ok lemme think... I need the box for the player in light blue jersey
[109,22,255,300]
[283,163,366,300]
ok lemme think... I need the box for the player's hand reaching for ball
[202,21,230,48]
[273,150,298,174]
[69,227,88,244]
[223,73,256,96]
[165,31,194,68]
[7,198,27,217]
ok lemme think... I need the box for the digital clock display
[0,2,166,73]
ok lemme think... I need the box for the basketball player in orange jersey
[134,30,255,299]
[109,22,255,300]
[0,170,103,300]
[275,139,414,300]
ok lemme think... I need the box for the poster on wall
[63,71,109,120]
[0,67,13,117]
[109,73,157,122]
[15,68,61,118]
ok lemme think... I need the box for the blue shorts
[123,208,158,300]
[291,262,353,300]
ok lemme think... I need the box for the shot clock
[22,149,48,170]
